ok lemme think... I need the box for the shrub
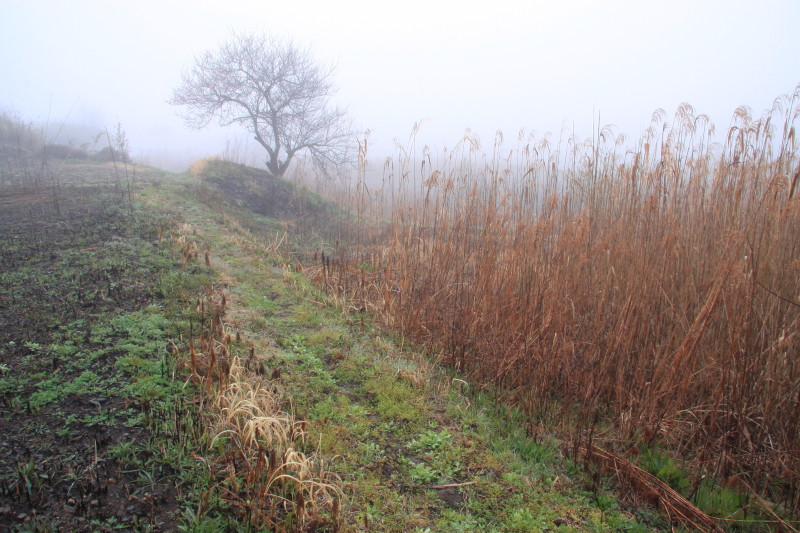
[91,146,129,163]
[42,143,88,160]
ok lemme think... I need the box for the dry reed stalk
[583,443,725,533]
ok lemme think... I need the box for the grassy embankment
[1,141,661,530]
[169,159,665,531]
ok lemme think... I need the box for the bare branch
[169,30,357,178]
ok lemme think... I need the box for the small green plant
[409,429,452,455]
[506,508,549,532]
[310,397,344,421]
[508,433,556,465]
[28,387,59,413]
[179,507,230,532]
[277,334,308,354]
[364,375,420,421]
[81,409,115,427]
[640,448,690,493]
[0,374,24,397]
[694,480,748,520]
[16,457,43,499]
[361,442,385,464]
[23,341,41,352]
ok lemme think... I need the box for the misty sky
[1,0,798,171]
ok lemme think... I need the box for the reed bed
[306,87,800,516]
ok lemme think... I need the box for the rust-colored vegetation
[306,88,800,523]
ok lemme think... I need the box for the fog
[2,0,798,172]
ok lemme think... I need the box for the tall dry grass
[307,87,800,512]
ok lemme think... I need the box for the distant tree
[169,30,356,178]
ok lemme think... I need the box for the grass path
[143,177,661,532]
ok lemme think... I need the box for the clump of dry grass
[188,156,221,177]
[208,358,342,529]
[309,86,800,524]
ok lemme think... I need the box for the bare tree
[170,31,355,178]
